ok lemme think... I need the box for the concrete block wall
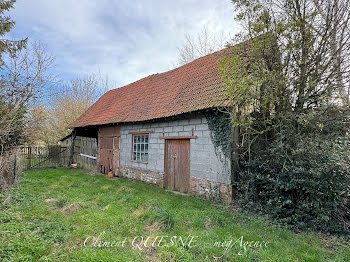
[119,112,231,185]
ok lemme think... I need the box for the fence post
[69,130,76,165]
[28,147,32,170]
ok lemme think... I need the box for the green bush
[237,108,350,235]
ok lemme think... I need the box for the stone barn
[70,48,234,203]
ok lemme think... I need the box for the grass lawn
[1,169,349,261]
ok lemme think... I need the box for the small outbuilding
[70,47,236,203]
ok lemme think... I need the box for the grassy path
[1,168,349,261]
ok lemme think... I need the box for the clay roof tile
[70,47,236,127]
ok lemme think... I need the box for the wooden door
[99,126,120,175]
[164,139,190,193]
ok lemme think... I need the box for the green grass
[1,168,349,261]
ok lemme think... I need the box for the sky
[7,0,239,89]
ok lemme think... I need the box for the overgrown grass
[1,168,349,261]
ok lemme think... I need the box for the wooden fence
[19,145,70,170]
[15,137,97,172]
[73,136,98,171]
[1,138,98,189]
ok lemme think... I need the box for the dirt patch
[204,218,215,230]
[132,206,152,219]
[45,198,57,203]
[74,239,84,248]
[31,227,41,235]
[319,234,340,250]
[143,247,161,262]
[61,203,82,215]
[132,209,144,219]
[61,239,84,249]
[101,185,111,190]
[116,186,133,194]
[133,239,160,262]
[143,221,164,233]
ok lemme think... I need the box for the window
[132,134,149,162]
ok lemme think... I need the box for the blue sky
[8,0,239,88]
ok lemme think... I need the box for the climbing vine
[204,110,232,159]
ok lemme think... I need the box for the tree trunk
[231,124,240,200]
[295,0,308,111]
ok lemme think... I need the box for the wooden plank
[16,140,95,171]
[74,136,97,170]
[100,126,121,137]
[112,136,120,176]
[180,139,190,193]
[79,153,97,160]
[164,139,190,193]
[160,136,197,140]
[99,137,113,149]
[128,131,153,135]
[28,147,32,169]
[99,126,120,176]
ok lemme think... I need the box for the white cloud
[8,0,239,88]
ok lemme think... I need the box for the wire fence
[0,146,71,190]
[19,146,70,170]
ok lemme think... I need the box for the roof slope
[70,47,234,128]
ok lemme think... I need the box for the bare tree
[0,41,56,152]
[312,0,350,104]
[176,26,231,66]
[1,41,57,104]
[43,73,115,144]
[25,104,50,145]
[230,0,350,110]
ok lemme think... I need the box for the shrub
[236,107,350,235]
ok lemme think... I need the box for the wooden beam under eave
[159,136,197,140]
[128,131,153,135]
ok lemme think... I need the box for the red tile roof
[70,47,235,128]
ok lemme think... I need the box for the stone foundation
[119,166,164,187]
[119,166,232,204]
[190,177,233,204]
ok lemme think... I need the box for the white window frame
[132,133,149,162]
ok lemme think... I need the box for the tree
[0,0,26,64]
[176,26,230,66]
[44,74,113,144]
[219,0,350,234]
[0,40,56,148]
[25,104,50,145]
[219,0,350,158]
[1,41,56,105]
[0,0,28,153]
[311,0,350,104]
[229,0,350,111]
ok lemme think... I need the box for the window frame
[131,133,150,163]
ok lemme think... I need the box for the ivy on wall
[204,110,232,160]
